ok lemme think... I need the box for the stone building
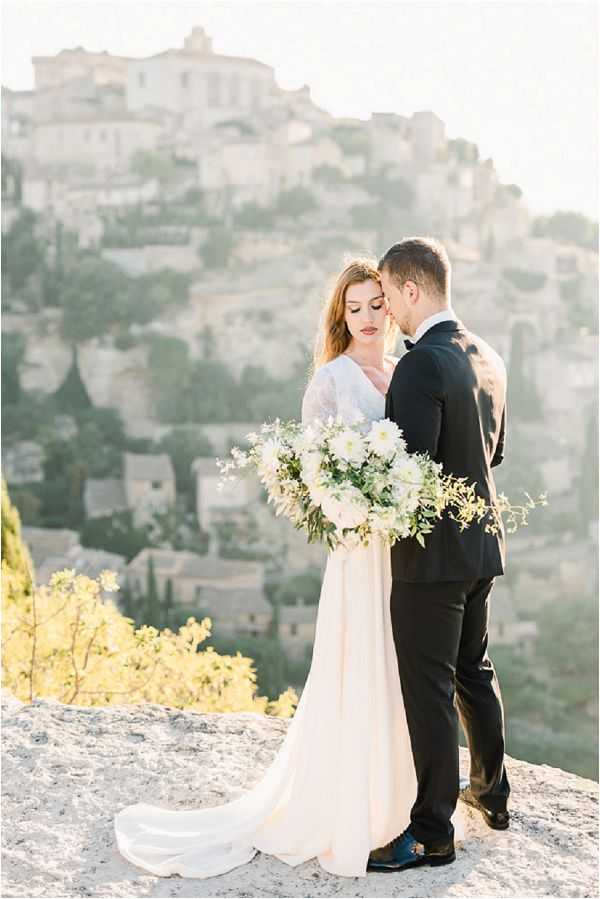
[123,452,176,527]
[126,547,271,636]
[279,599,317,659]
[31,115,162,172]
[191,456,260,535]
[127,27,276,129]
[32,46,131,90]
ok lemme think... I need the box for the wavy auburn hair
[309,256,399,376]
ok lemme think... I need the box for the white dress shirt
[411,308,458,344]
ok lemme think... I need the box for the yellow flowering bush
[2,562,297,717]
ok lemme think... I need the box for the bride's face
[343,279,388,346]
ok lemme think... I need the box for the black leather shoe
[459,777,510,830]
[367,828,455,873]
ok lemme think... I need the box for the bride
[114,257,466,879]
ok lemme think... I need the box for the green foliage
[532,211,599,251]
[153,427,215,497]
[234,202,276,230]
[130,149,179,184]
[312,164,346,186]
[504,183,523,199]
[447,138,480,164]
[80,509,152,563]
[1,479,34,595]
[273,569,322,606]
[61,255,130,343]
[208,629,288,699]
[1,209,45,294]
[349,203,381,230]
[502,267,547,292]
[200,226,234,269]
[145,554,161,628]
[491,594,598,780]
[53,348,93,413]
[357,172,415,208]
[328,124,369,157]
[1,332,26,406]
[276,186,317,217]
[2,390,60,444]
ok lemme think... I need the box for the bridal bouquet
[216,416,545,552]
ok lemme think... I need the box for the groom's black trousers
[390,576,510,844]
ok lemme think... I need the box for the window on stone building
[181,71,189,88]
[290,623,298,636]
[151,480,162,489]
[229,74,240,105]
[249,613,256,623]
[251,78,261,107]
[207,73,220,107]
[99,130,106,141]
[138,72,146,88]
[194,585,203,601]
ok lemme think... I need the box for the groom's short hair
[378,237,451,301]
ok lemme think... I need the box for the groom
[368,237,511,873]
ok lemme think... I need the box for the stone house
[191,456,261,534]
[31,115,163,172]
[127,27,276,128]
[83,451,176,526]
[123,452,176,527]
[126,547,271,636]
[279,599,317,659]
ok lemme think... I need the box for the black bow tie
[404,339,415,350]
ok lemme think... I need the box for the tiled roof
[127,548,263,582]
[22,526,80,568]
[279,603,318,624]
[36,544,127,589]
[198,587,271,616]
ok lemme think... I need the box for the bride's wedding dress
[114,352,466,879]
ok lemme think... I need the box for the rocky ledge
[2,690,598,898]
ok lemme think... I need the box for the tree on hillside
[53,346,93,414]
[1,209,45,294]
[145,554,161,628]
[532,211,598,251]
[61,255,130,343]
[1,478,34,595]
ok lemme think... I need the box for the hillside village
[1,26,598,775]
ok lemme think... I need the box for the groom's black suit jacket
[385,319,507,583]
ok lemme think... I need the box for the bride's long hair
[309,256,399,375]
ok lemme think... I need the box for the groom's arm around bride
[378,237,511,852]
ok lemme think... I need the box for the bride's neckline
[339,353,398,399]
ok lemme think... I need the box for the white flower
[260,438,282,472]
[366,419,403,457]
[328,429,366,466]
[321,484,369,529]
[391,455,424,488]
[368,504,397,533]
[300,449,324,486]
[307,475,329,508]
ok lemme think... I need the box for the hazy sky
[2,0,598,219]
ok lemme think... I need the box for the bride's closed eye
[349,304,384,314]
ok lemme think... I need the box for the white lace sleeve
[301,365,337,425]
